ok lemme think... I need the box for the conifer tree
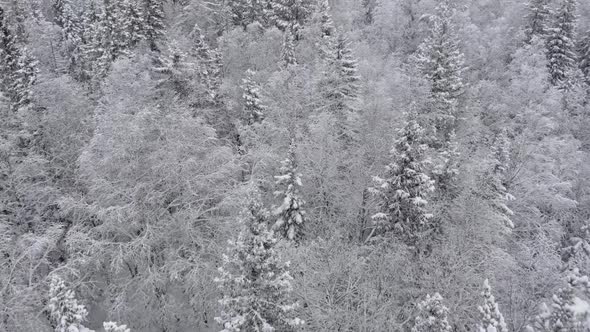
[269,0,314,38]
[103,322,131,332]
[483,130,515,230]
[415,0,465,142]
[143,0,165,52]
[241,69,266,125]
[412,293,452,332]
[317,0,335,39]
[152,42,192,99]
[432,131,460,195]
[227,0,270,30]
[319,33,361,145]
[0,7,37,111]
[272,142,307,241]
[215,195,304,331]
[281,27,297,68]
[48,277,90,332]
[190,24,222,104]
[478,279,508,332]
[579,30,590,85]
[369,118,435,247]
[121,0,145,47]
[525,0,552,43]
[546,0,578,89]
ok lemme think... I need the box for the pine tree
[121,0,145,47]
[152,42,193,99]
[0,8,38,111]
[242,69,266,125]
[415,0,465,142]
[48,277,90,332]
[272,142,307,241]
[369,118,435,247]
[318,33,361,145]
[478,279,508,332]
[412,293,453,332]
[432,131,460,196]
[103,322,131,332]
[546,0,578,89]
[525,0,552,43]
[214,195,304,331]
[317,0,335,39]
[54,0,83,74]
[143,0,165,52]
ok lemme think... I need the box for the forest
[2,0,590,331]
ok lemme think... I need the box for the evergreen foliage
[412,293,453,332]
[242,69,266,125]
[546,0,578,89]
[525,0,552,43]
[478,279,508,332]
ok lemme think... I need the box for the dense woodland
[2,0,590,331]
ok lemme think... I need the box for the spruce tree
[241,69,266,125]
[318,33,361,145]
[317,0,335,39]
[143,0,165,52]
[269,0,314,38]
[281,27,297,67]
[483,130,515,230]
[478,279,508,332]
[432,131,460,196]
[412,293,452,332]
[214,195,304,331]
[121,0,145,47]
[190,24,222,104]
[0,7,37,112]
[272,142,307,242]
[227,0,270,30]
[415,0,465,143]
[579,30,590,85]
[525,0,552,43]
[48,277,90,332]
[369,118,435,247]
[546,0,578,89]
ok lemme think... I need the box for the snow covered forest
[3,0,590,330]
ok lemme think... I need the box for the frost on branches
[478,279,508,332]
[484,130,515,230]
[412,293,452,332]
[103,322,131,332]
[369,118,435,247]
[272,142,307,242]
[525,0,551,43]
[215,195,304,331]
[48,277,90,332]
[528,269,590,332]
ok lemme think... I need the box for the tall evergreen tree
[579,30,590,85]
[415,0,465,143]
[546,0,578,89]
[121,0,145,47]
[525,0,552,43]
[0,7,37,112]
[190,24,222,104]
[412,293,452,332]
[241,69,266,125]
[281,27,297,68]
[318,34,362,145]
[272,142,307,242]
[48,277,90,332]
[143,0,165,52]
[227,0,270,30]
[478,279,508,332]
[369,118,436,247]
[269,0,314,38]
[317,0,335,39]
[215,195,304,331]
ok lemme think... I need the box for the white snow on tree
[281,27,297,68]
[414,0,465,143]
[143,0,166,52]
[546,0,578,89]
[48,277,90,332]
[478,279,508,332]
[317,0,335,39]
[103,321,131,332]
[319,33,362,145]
[525,0,552,43]
[272,141,307,241]
[215,194,304,331]
[269,0,314,38]
[579,30,590,85]
[190,24,222,104]
[528,269,590,332]
[412,293,453,332]
[485,130,515,230]
[369,117,436,247]
[242,69,266,125]
[432,130,460,195]
[227,0,270,30]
